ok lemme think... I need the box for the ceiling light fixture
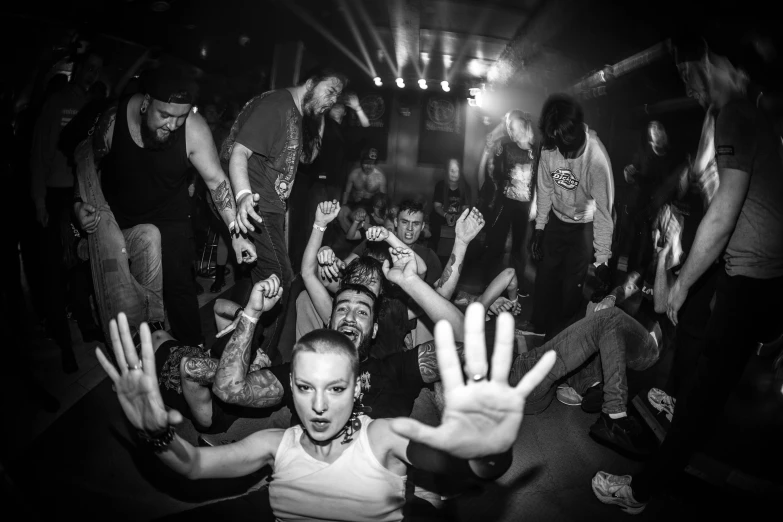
[396,77,405,88]
[441,80,449,92]
[418,79,427,89]
[373,76,383,87]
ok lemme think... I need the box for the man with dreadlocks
[222,67,348,361]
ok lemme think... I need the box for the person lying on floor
[97,306,556,522]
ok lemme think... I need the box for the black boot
[210,264,226,293]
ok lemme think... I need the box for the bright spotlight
[442,85,450,92]
[418,79,427,89]
[441,80,449,92]
[443,55,453,68]
[396,78,405,88]
[373,76,382,86]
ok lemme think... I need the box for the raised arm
[433,208,484,300]
[212,276,286,407]
[94,313,282,480]
[366,227,427,277]
[345,207,366,240]
[302,201,342,324]
[383,247,464,340]
[345,93,370,128]
[189,113,256,264]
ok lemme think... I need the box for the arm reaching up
[383,247,465,340]
[302,201,342,324]
[212,276,285,407]
[433,208,484,300]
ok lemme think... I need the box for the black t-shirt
[220,90,302,214]
[371,293,417,359]
[307,116,345,185]
[432,180,466,215]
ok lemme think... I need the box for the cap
[144,66,194,105]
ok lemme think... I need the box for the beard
[140,110,179,151]
[300,90,325,164]
[356,332,373,361]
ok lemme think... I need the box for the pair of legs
[512,307,661,415]
[531,213,594,337]
[630,269,783,501]
[243,212,294,364]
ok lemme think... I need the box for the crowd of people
[4,24,783,520]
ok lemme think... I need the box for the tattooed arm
[417,340,465,383]
[211,316,285,407]
[212,276,285,407]
[433,208,484,300]
[187,112,257,264]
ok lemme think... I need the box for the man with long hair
[222,67,347,362]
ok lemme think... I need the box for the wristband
[313,223,326,232]
[137,425,176,452]
[241,311,259,324]
[228,220,236,234]
[235,189,252,203]
[509,296,518,304]
[233,306,244,320]
[604,294,616,302]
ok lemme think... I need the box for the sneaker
[590,413,655,456]
[517,320,545,337]
[556,384,582,406]
[591,471,647,514]
[581,383,603,414]
[648,388,675,422]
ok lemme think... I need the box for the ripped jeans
[75,143,164,339]
[512,307,661,415]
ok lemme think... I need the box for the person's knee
[136,224,162,250]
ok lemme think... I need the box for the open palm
[95,313,182,433]
[391,303,555,459]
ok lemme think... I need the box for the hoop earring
[341,398,367,445]
[140,105,147,114]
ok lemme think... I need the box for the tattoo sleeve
[433,254,456,289]
[213,316,284,408]
[418,341,465,383]
[210,180,234,213]
[182,357,219,385]
[91,105,117,165]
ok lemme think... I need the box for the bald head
[292,329,359,377]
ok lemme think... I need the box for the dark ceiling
[5,0,775,95]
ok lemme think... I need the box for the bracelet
[228,220,236,233]
[604,294,617,302]
[508,296,518,304]
[233,306,244,320]
[313,223,326,232]
[241,311,259,324]
[235,189,252,203]
[137,425,176,452]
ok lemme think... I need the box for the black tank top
[102,96,191,229]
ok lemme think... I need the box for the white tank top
[269,416,407,521]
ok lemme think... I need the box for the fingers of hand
[108,317,129,374]
[490,312,515,383]
[434,320,463,393]
[95,347,120,382]
[515,350,556,398]
[139,322,156,378]
[463,303,489,379]
[118,312,141,368]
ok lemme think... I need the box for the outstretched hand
[316,200,341,227]
[382,247,418,285]
[95,313,183,434]
[247,274,283,314]
[389,303,556,459]
[455,207,484,244]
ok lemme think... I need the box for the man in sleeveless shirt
[73,66,256,345]
[222,67,347,362]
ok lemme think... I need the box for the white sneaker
[591,471,647,515]
[648,387,675,421]
[556,384,582,406]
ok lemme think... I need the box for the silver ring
[128,363,143,371]
[471,373,487,382]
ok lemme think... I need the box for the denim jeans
[512,307,660,415]
[243,212,294,363]
[75,143,164,340]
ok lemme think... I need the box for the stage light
[373,76,382,86]
[442,85,450,92]
[396,77,405,88]
[441,80,449,92]
[418,79,427,89]
[443,54,453,68]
